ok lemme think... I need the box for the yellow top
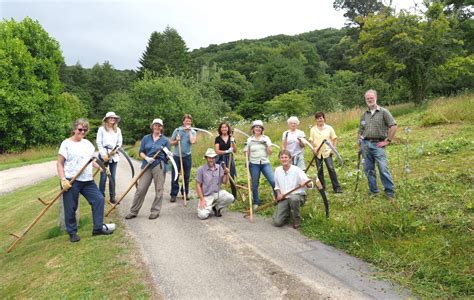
[309,125,337,158]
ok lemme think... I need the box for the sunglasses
[77,128,88,132]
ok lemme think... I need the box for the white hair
[287,116,300,125]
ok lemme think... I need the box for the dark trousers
[316,155,342,192]
[63,180,104,235]
[171,154,192,197]
[216,154,237,198]
[99,161,117,199]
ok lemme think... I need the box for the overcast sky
[1,0,422,70]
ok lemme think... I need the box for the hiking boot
[125,213,136,219]
[293,219,301,230]
[69,233,80,243]
[170,195,177,203]
[149,212,159,219]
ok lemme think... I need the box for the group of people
[57,89,397,242]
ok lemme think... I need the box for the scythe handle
[7,157,96,253]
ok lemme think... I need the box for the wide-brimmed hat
[203,148,218,158]
[103,112,120,122]
[251,120,264,129]
[151,118,163,126]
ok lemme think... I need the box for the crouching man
[273,150,313,229]
[197,148,235,219]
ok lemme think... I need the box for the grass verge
[0,177,155,298]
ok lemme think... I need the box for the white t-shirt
[274,165,310,195]
[58,138,95,181]
[282,129,305,156]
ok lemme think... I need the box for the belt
[365,138,385,142]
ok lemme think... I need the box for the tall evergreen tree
[138,26,192,77]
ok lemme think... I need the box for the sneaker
[69,233,80,243]
[103,223,116,232]
[170,195,177,203]
[253,204,259,211]
[149,213,159,219]
[92,226,114,236]
[125,213,136,219]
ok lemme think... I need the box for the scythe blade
[162,146,179,182]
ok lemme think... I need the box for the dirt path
[109,160,410,299]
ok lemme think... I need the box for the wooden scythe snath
[7,157,96,253]
[105,148,165,216]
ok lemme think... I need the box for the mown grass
[0,146,58,171]
[0,177,154,298]
[119,93,474,298]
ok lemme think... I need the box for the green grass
[0,146,58,171]
[0,178,154,298]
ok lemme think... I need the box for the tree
[210,70,252,108]
[333,0,386,26]
[138,26,192,77]
[265,90,313,117]
[353,4,464,104]
[0,17,72,152]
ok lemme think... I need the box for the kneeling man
[197,148,235,219]
[273,150,313,229]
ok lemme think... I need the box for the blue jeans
[171,154,192,197]
[249,162,276,205]
[99,161,117,199]
[216,154,237,198]
[361,140,395,196]
[63,180,105,235]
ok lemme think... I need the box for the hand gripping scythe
[105,146,178,216]
[7,156,106,253]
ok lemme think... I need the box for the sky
[1,0,423,70]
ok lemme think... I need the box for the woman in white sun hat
[96,112,123,203]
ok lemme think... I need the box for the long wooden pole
[7,157,96,253]
[177,139,187,207]
[105,149,163,216]
[245,149,253,222]
[243,180,312,215]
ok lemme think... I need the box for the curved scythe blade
[118,147,135,179]
[191,127,213,137]
[233,128,250,138]
[94,157,115,196]
[300,137,314,151]
[162,146,179,182]
[324,140,344,168]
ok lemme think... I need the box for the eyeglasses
[77,128,88,132]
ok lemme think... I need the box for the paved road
[109,160,409,299]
